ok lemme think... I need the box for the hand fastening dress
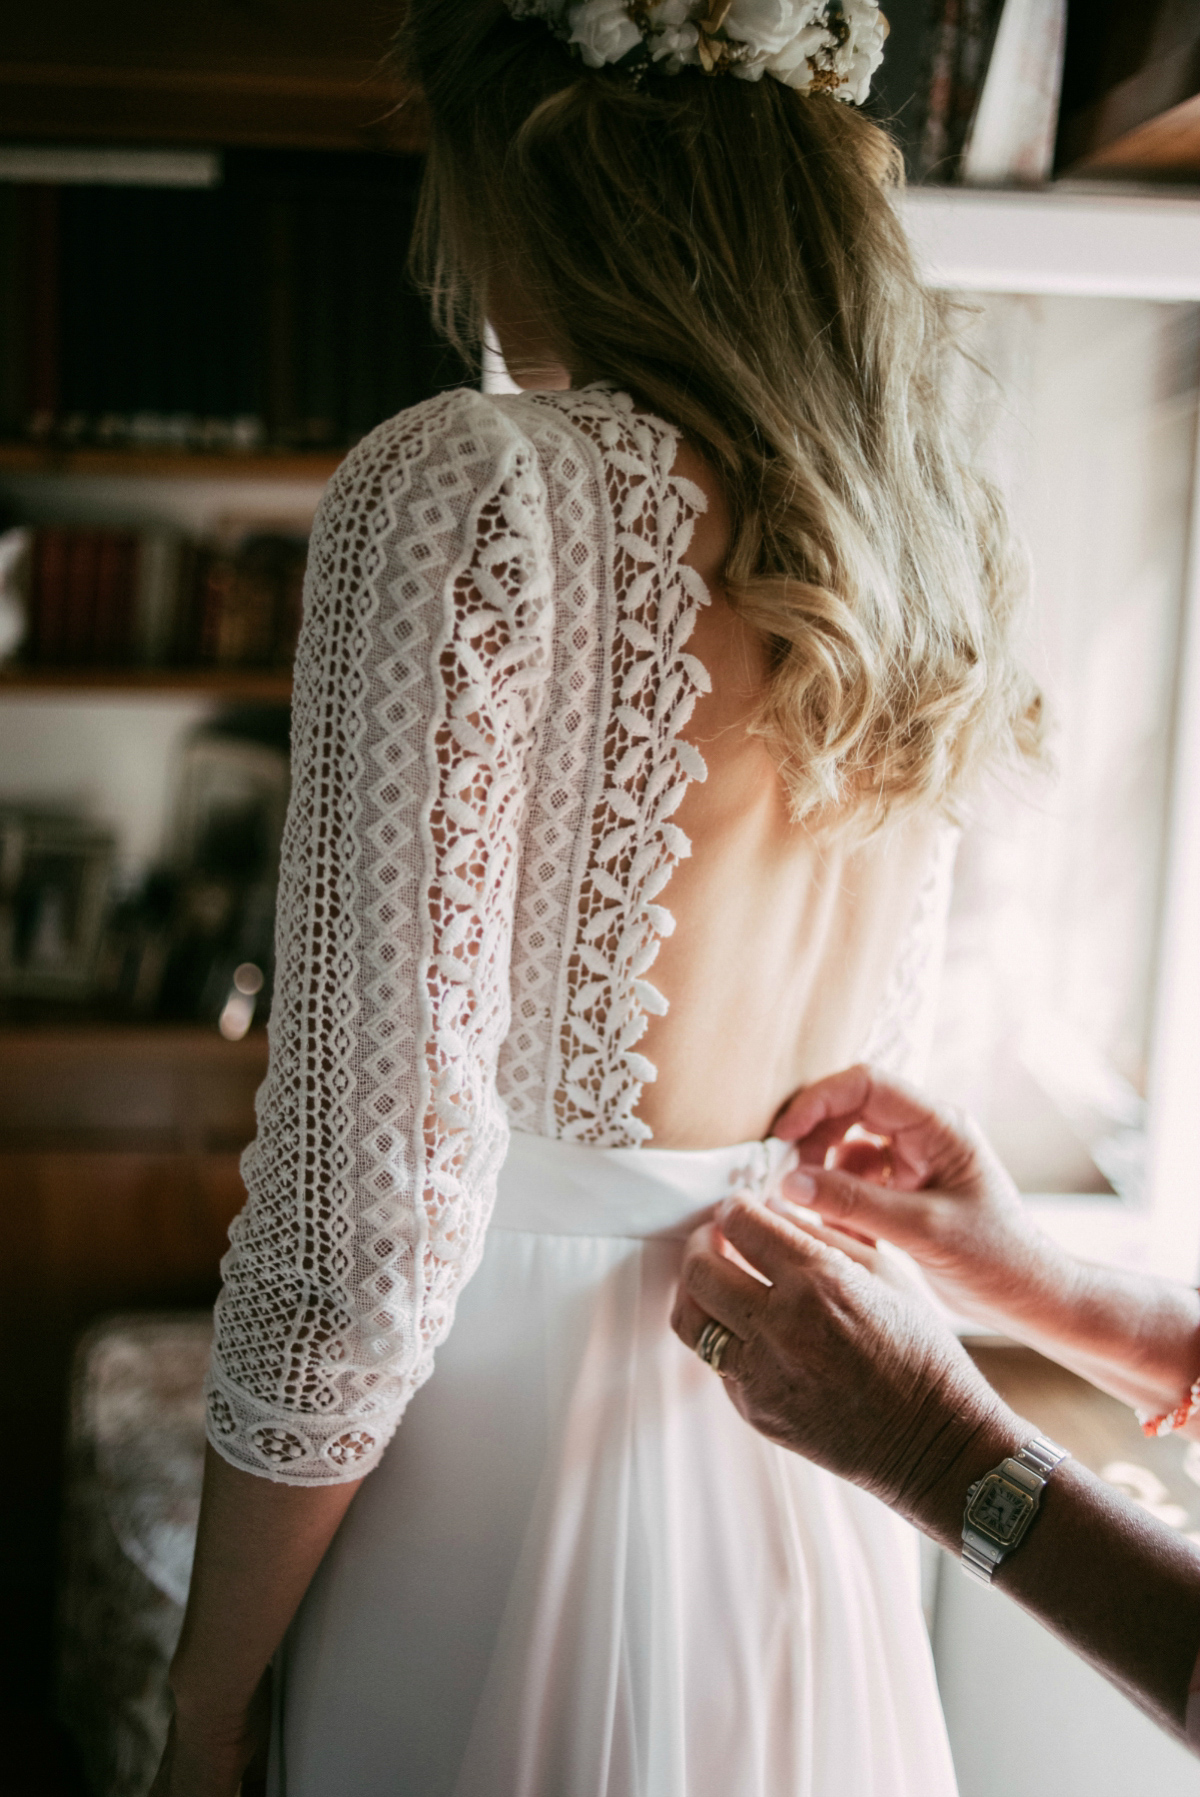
[205,383,961,1796]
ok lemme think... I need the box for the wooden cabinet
[0,1025,267,1152]
[0,1026,265,1671]
[0,1026,265,1357]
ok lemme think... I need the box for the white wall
[0,694,216,886]
[933,1556,1200,1796]
[0,470,324,886]
[926,295,1198,1205]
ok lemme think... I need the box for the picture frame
[0,809,116,999]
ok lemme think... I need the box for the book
[916,0,1008,182]
[92,531,138,663]
[961,0,1068,184]
[264,190,301,447]
[0,186,27,440]
[59,185,104,439]
[25,525,170,665]
[62,529,101,663]
[30,529,70,663]
[0,150,468,450]
[25,184,59,439]
[134,532,187,666]
[192,530,307,667]
[296,185,341,447]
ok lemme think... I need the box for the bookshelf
[0,665,292,699]
[5,184,1198,1280]
[0,147,462,707]
[0,445,343,480]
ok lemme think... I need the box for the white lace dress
[205,384,960,1797]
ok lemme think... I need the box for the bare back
[637,436,939,1146]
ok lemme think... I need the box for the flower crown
[504,1,888,105]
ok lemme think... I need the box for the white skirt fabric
[269,1130,959,1797]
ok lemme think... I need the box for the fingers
[772,1063,873,1146]
[670,1287,743,1380]
[678,1221,772,1341]
[673,1202,856,1383]
[766,1198,881,1270]
[670,1285,715,1353]
[714,1193,846,1287]
[783,1164,930,1252]
[829,1137,893,1184]
[773,1064,982,1191]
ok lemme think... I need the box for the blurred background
[3,2,1200,1793]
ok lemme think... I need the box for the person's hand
[147,1674,270,1797]
[772,1064,1076,1336]
[670,1195,1020,1534]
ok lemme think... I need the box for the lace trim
[524,388,711,1146]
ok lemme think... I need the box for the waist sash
[491,1127,793,1240]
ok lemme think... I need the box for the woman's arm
[914,1419,1200,1745]
[152,1451,361,1796]
[154,394,556,1792]
[671,1198,1200,1747]
[772,1065,1200,1430]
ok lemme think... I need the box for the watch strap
[1012,1434,1069,1483]
[961,1533,1006,1583]
[961,1434,1069,1586]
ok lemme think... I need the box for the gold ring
[696,1318,735,1378]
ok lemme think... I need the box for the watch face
[968,1475,1034,1544]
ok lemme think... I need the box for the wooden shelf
[0,3,427,153]
[0,443,342,480]
[0,1019,268,1153]
[1059,31,1200,180]
[0,61,425,155]
[0,665,292,700]
[0,1017,268,1058]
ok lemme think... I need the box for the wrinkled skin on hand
[671,1196,1012,1523]
[772,1063,1073,1333]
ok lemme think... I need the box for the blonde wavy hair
[397,1,1042,827]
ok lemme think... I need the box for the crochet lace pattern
[205,384,950,1483]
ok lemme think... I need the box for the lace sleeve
[204,392,554,1485]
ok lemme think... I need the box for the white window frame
[906,187,1200,1281]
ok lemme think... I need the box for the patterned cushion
[59,1314,210,1797]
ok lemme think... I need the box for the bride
[156,3,1041,1793]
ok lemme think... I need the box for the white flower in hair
[504,0,887,103]
[567,0,644,67]
[646,0,701,63]
[762,24,840,86]
[724,0,812,62]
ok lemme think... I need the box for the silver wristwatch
[961,1434,1069,1585]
